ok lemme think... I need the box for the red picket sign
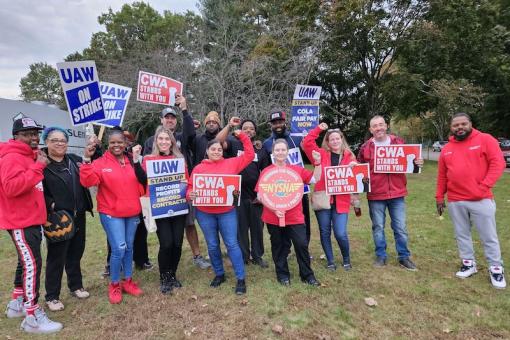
[192,174,241,207]
[137,71,183,106]
[324,164,371,195]
[373,144,422,174]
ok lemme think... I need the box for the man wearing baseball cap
[0,117,63,333]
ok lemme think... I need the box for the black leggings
[156,215,186,274]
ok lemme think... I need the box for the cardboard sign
[257,167,304,226]
[97,82,132,127]
[137,71,183,106]
[192,174,241,207]
[57,61,106,126]
[324,164,371,195]
[146,158,188,218]
[290,84,321,137]
[373,144,422,173]
[270,147,310,194]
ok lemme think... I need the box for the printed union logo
[259,180,302,197]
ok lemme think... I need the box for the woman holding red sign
[256,139,322,286]
[302,122,358,271]
[187,127,254,295]
[133,127,188,295]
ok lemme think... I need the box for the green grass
[1,162,509,339]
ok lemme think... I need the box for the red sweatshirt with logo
[436,129,505,203]
[80,151,143,217]
[0,140,47,230]
[187,132,254,214]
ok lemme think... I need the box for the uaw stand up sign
[257,167,304,227]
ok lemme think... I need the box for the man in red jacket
[357,115,422,271]
[436,113,506,289]
[0,117,62,333]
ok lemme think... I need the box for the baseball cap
[160,107,177,118]
[12,117,43,135]
[269,111,286,122]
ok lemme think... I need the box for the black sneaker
[373,257,387,267]
[160,273,173,295]
[278,278,291,286]
[301,276,321,287]
[399,258,417,271]
[169,272,182,288]
[136,261,154,271]
[210,274,226,288]
[251,258,269,268]
[235,279,247,295]
[343,263,352,271]
[326,263,337,271]
[101,265,110,278]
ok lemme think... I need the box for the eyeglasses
[48,139,68,144]
[17,131,40,137]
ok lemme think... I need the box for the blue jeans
[368,197,411,260]
[99,214,139,283]
[315,208,350,265]
[195,209,245,279]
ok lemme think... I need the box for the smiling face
[108,133,126,157]
[270,119,286,135]
[15,129,40,150]
[205,120,220,134]
[327,132,342,153]
[241,121,256,139]
[156,131,172,154]
[369,116,388,141]
[272,141,289,164]
[206,142,223,161]
[161,114,177,131]
[46,130,68,158]
[450,116,473,141]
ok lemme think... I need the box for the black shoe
[160,272,173,295]
[102,265,110,278]
[373,257,387,267]
[278,278,291,286]
[251,258,269,268]
[210,274,226,288]
[301,276,321,287]
[136,261,154,271]
[235,279,247,295]
[169,272,182,288]
[399,258,417,271]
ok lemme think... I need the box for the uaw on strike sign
[137,71,183,106]
[324,164,371,195]
[146,158,188,218]
[97,82,132,127]
[192,174,241,207]
[373,144,422,174]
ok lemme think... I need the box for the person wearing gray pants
[436,113,506,289]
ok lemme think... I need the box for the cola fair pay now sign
[192,174,241,207]
[373,144,422,174]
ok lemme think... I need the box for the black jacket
[42,152,93,216]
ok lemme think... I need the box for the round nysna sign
[258,166,304,226]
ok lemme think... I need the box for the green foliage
[19,62,64,107]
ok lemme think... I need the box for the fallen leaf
[317,334,331,340]
[191,327,197,333]
[71,309,78,316]
[201,304,208,307]
[240,298,248,306]
[364,297,378,307]
[184,330,192,337]
[190,295,198,301]
[272,324,284,335]
[319,254,326,260]
[443,328,451,334]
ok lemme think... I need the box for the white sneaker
[455,259,477,278]
[71,288,90,299]
[489,266,506,289]
[5,297,25,318]
[46,300,64,312]
[20,308,63,334]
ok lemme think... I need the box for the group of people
[0,95,506,334]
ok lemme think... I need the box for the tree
[19,62,64,107]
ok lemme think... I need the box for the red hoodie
[436,129,505,203]
[302,125,355,213]
[80,151,143,217]
[357,135,408,200]
[0,140,47,230]
[187,132,254,214]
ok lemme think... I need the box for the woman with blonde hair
[302,123,358,271]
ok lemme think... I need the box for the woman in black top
[41,127,93,312]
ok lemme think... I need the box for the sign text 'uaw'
[97,82,132,127]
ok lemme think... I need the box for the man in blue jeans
[357,115,422,270]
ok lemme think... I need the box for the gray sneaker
[5,297,25,318]
[399,258,417,271]
[193,255,211,269]
[373,257,387,267]
[21,308,63,334]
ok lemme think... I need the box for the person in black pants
[41,127,94,312]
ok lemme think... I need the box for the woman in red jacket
[80,128,144,304]
[302,123,357,271]
[187,129,254,295]
[133,127,188,295]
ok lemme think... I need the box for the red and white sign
[192,174,241,207]
[257,167,304,226]
[324,164,371,195]
[373,144,422,174]
[137,71,183,106]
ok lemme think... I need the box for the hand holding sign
[175,94,187,111]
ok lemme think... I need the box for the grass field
[1,162,509,339]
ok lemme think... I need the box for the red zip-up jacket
[357,135,408,200]
[187,132,254,214]
[436,129,505,203]
[80,151,143,217]
[0,140,47,230]
[302,125,355,213]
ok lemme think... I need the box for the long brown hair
[321,129,355,158]
[151,126,183,158]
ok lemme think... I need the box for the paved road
[423,148,510,173]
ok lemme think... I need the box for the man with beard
[262,111,312,247]
[1,117,62,333]
[230,119,270,267]
[436,113,506,289]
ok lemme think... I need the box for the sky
[0,0,199,99]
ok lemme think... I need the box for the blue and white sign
[270,147,310,194]
[146,158,188,219]
[97,82,132,127]
[57,61,105,126]
[290,84,321,137]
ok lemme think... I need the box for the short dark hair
[451,112,471,123]
[206,139,221,149]
[241,119,257,132]
[107,126,125,141]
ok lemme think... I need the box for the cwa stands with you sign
[192,174,241,207]
[137,70,183,106]
[324,164,371,195]
[373,144,422,174]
